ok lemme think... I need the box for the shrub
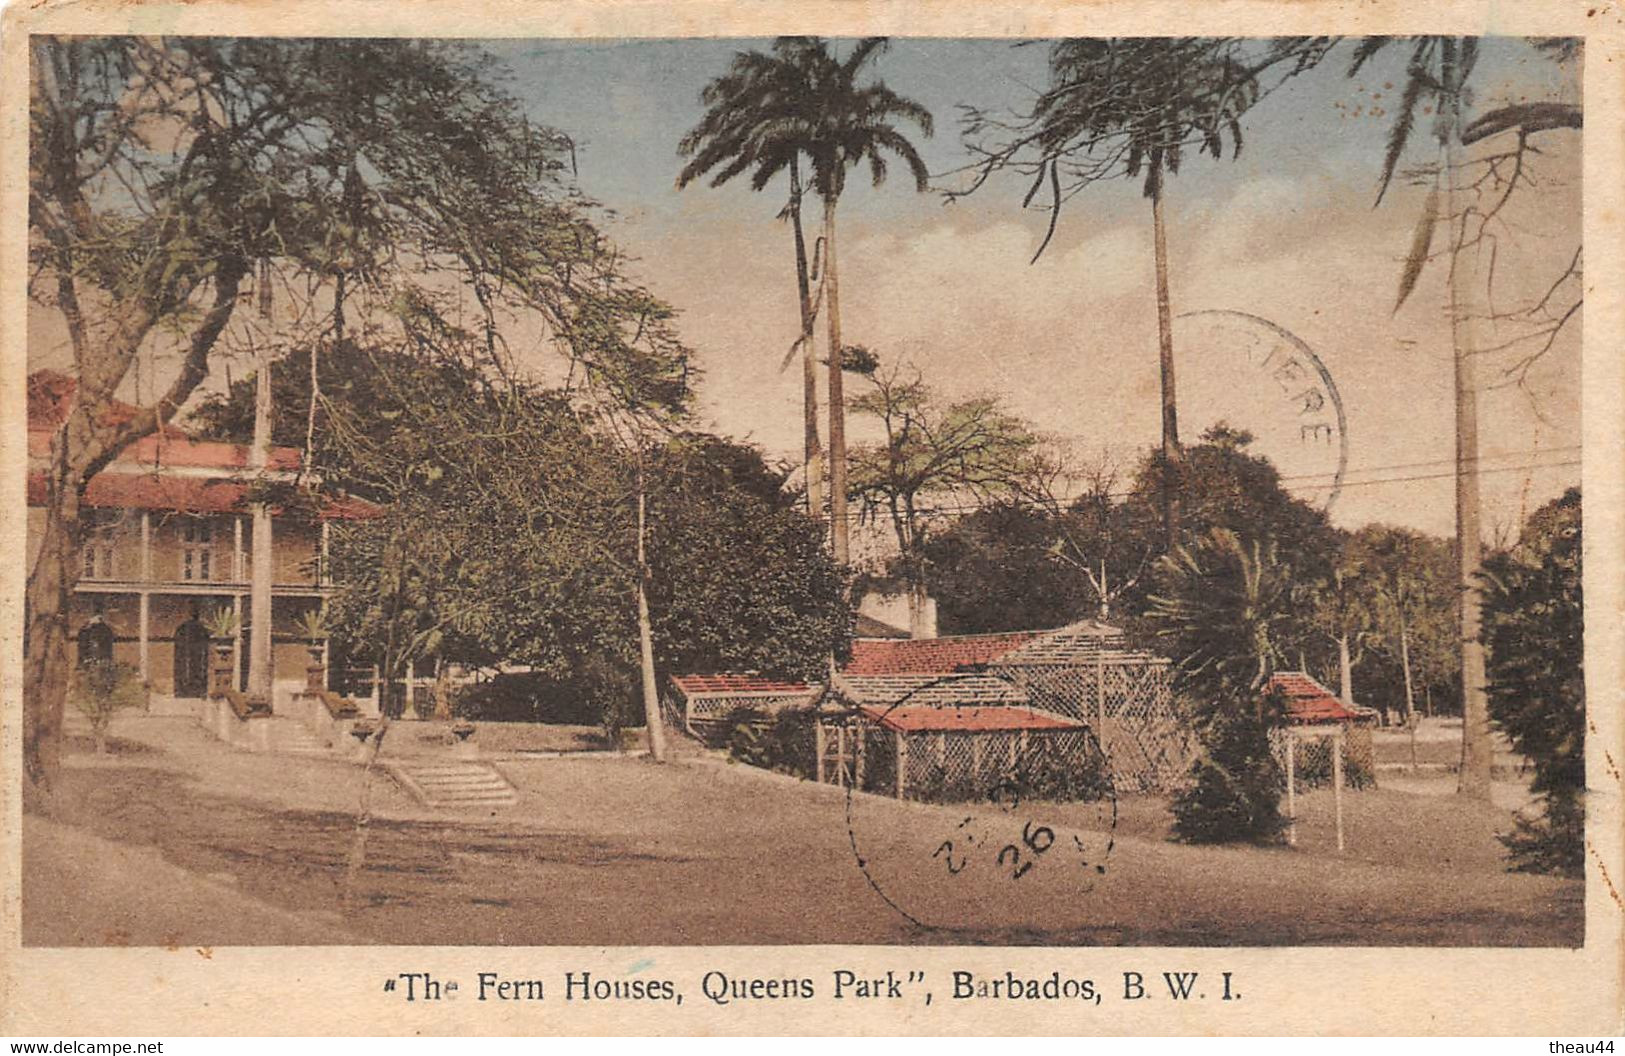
[1172,688,1288,845]
[724,706,818,779]
[1481,488,1583,876]
[1147,529,1294,844]
[71,660,146,753]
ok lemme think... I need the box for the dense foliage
[1147,529,1293,844]
[311,339,849,721]
[1481,488,1584,876]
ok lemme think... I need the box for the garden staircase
[385,760,519,811]
[266,716,331,757]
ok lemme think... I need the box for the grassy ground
[24,713,1581,948]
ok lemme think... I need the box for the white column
[138,591,150,683]
[232,593,243,689]
[140,511,151,582]
[234,515,244,582]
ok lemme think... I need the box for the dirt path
[24,716,1583,947]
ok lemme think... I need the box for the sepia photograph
[3,3,1621,1036]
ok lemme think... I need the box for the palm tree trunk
[823,194,849,566]
[1398,603,1417,723]
[1337,634,1354,705]
[1445,133,1492,801]
[790,158,823,519]
[1150,171,1182,552]
[635,467,668,762]
[1400,613,1420,770]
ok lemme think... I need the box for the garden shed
[987,622,1190,793]
[817,677,1101,803]
[666,673,819,746]
[1265,671,1380,852]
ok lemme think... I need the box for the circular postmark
[1176,309,1350,512]
[829,673,1119,934]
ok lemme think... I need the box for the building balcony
[75,575,331,597]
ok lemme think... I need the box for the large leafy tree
[318,334,848,721]
[1344,525,1458,726]
[1123,424,1341,591]
[847,360,1043,636]
[1481,488,1583,876]
[646,434,852,681]
[24,37,661,802]
[919,503,1098,635]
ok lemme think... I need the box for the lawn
[24,714,1582,948]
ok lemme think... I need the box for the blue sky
[472,37,1582,542]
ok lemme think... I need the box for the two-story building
[26,369,372,713]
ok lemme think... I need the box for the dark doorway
[76,615,113,668]
[174,617,209,697]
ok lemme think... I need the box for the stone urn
[349,718,378,761]
[450,719,478,760]
[207,641,235,699]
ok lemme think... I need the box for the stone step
[389,762,518,810]
[265,717,332,756]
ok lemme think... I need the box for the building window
[181,519,214,582]
[82,544,114,580]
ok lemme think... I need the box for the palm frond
[1394,183,1438,312]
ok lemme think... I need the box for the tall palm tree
[1031,40,1260,553]
[680,38,934,566]
[1351,36,1494,800]
[679,41,827,519]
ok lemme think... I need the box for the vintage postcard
[2,0,1622,1038]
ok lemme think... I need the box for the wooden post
[837,724,847,787]
[1332,728,1346,854]
[895,730,906,799]
[854,723,865,790]
[1285,730,1297,847]
[1095,654,1106,732]
[815,720,826,784]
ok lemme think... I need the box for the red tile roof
[26,470,376,520]
[843,631,1045,675]
[670,673,817,698]
[1268,672,1363,724]
[857,704,1083,733]
[839,673,1028,707]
